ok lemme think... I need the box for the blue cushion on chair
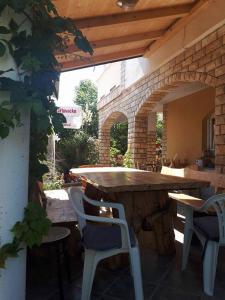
[82,224,136,250]
[193,216,219,241]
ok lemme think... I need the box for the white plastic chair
[182,193,225,296]
[68,187,144,300]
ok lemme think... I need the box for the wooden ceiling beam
[74,4,194,29]
[145,0,214,57]
[60,47,145,71]
[60,30,164,54]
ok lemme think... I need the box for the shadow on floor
[26,240,225,300]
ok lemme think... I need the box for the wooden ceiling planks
[145,0,215,57]
[81,18,174,41]
[53,0,196,19]
[53,0,204,70]
[73,4,193,29]
[59,30,165,55]
[61,47,146,71]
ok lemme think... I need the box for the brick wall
[98,24,225,171]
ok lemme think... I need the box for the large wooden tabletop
[71,167,209,193]
[71,167,209,256]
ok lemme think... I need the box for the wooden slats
[60,30,164,54]
[74,4,194,29]
[53,0,205,70]
[145,0,214,57]
[60,47,146,71]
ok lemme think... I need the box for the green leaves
[21,53,42,72]
[11,202,51,248]
[75,31,93,55]
[0,240,21,268]
[0,203,51,268]
[9,19,19,32]
[0,101,21,139]
[0,68,14,75]
[0,41,6,57]
[0,125,9,138]
[0,26,11,34]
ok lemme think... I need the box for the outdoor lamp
[116,0,139,9]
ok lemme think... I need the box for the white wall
[97,61,121,100]
[0,8,30,300]
[125,57,150,88]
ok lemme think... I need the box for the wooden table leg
[85,184,176,256]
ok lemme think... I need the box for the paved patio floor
[26,236,225,300]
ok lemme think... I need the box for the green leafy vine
[0,0,93,268]
[0,202,51,268]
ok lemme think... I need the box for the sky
[57,65,104,107]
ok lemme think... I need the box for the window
[202,112,215,168]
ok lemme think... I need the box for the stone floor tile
[105,273,156,300]
[150,286,202,300]
[26,242,225,300]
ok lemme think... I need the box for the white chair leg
[130,247,144,300]
[203,241,219,296]
[182,207,194,271]
[182,228,193,271]
[81,249,98,300]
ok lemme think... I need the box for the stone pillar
[147,112,157,162]
[98,126,111,165]
[162,104,168,158]
[215,87,225,173]
[131,115,148,166]
[0,8,30,300]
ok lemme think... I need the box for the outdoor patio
[26,238,225,300]
[1,1,225,300]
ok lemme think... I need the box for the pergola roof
[53,0,211,71]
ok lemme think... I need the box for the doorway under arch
[99,111,128,166]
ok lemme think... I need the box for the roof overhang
[53,0,213,71]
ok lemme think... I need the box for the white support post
[0,111,30,300]
[0,8,31,300]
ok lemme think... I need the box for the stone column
[131,115,148,166]
[98,126,111,165]
[0,8,30,300]
[215,87,225,173]
[162,104,168,158]
[147,112,157,162]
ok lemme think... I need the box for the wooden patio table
[70,167,209,255]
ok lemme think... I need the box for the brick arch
[99,111,128,165]
[101,110,128,131]
[135,71,218,117]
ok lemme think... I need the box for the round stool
[42,226,71,300]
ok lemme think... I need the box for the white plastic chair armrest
[75,208,131,249]
[198,193,225,212]
[83,194,126,220]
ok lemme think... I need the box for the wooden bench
[161,167,225,234]
[161,166,225,194]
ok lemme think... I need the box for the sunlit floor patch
[174,228,184,244]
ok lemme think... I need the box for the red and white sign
[57,105,82,129]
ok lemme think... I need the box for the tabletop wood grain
[71,168,209,193]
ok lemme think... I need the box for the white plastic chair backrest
[201,193,225,244]
[161,166,185,177]
[68,187,86,232]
